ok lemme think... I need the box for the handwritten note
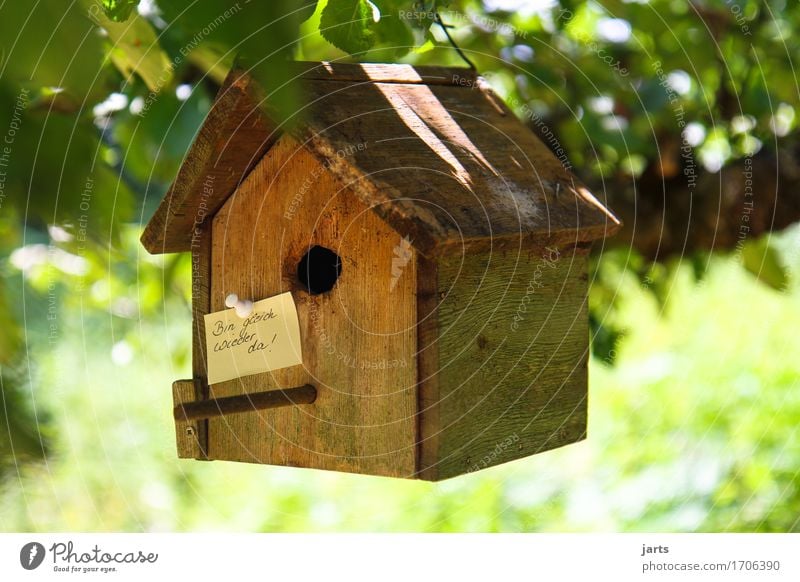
[204,292,303,385]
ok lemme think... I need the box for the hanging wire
[433,9,477,71]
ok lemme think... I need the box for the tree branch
[599,147,799,259]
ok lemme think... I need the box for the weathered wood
[140,63,476,255]
[148,62,619,480]
[142,64,619,257]
[417,246,591,480]
[174,385,317,422]
[172,380,207,459]
[296,79,619,256]
[289,61,477,85]
[206,134,418,478]
[415,255,440,480]
[189,223,212,457]
[140,69,277,254]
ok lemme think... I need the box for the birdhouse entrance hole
[297,245,342,295]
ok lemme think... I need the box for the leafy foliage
[319,0,415,58]
[101,0,139,23]
[1,2,107,101]
[741,237,790,291]
[320,0,376,55]
[0,0,798,532]
[97,12,173,92]
[156,0,309,123]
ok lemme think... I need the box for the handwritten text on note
[204,292,303,384]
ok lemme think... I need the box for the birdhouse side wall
[417,246,590,480]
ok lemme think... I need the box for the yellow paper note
[204,292,303,385]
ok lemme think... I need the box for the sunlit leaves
[112,87,211,186]
[100,0,139,23]
[157,0,305,125]
[94,12,172,92]
[0,85,132,243]
[370,0,415,58]
[318,0,415,58]
[320,0,376,56]
[11,114,132,244]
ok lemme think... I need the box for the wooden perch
[173,384,317,422]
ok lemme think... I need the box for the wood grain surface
[142,64,619,256]
[206,134,418,478]
[297,79,619,256]
[417,246,590,480]
[172,379,206,459]
[188,225,212,458]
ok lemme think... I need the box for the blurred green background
[2,231,799,531]
[1,0,798,531]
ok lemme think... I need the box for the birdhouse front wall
[203,135,419,478]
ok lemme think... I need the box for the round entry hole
[297,245,342,295]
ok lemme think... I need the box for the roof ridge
[141,66,620,255]
[277,61,478,86]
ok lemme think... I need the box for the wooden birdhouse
[141,62,620,480]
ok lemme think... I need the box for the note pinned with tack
[204,292,303,385]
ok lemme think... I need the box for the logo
[389,235,413,291]
[20,542,46,570]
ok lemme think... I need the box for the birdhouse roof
[141,61,620,256]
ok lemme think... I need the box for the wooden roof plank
[294,79,619,253]
[288,61,477,85]
[142,63,619,255]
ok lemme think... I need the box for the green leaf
[97,13,172,92]
[741,238,789,291]
[101,0,138,22]
[113,86,212,185]
[298,1,321,23]
[414,38,435,54]
[371,0,414,58]
[0,84,133,245]
[0,1,107,101]
[320,0,375,56]
[589,312,625,366]
[0,282,22,363]
[185,45,235,86]
[158,1,306,126]
[0,366,51,479]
